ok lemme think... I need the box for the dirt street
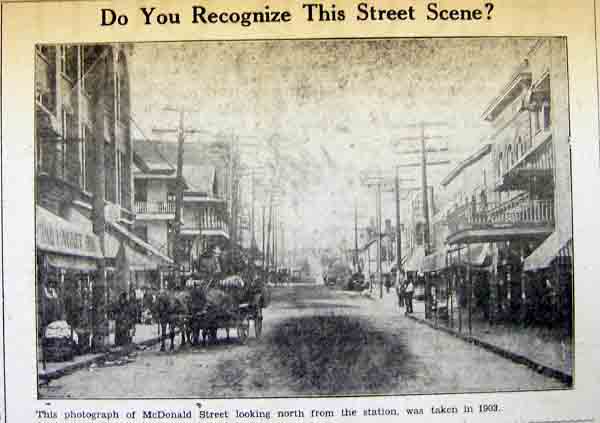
[39,285,565,399]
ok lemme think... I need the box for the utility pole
[394,121,451,318]
[354,200,359,272]
[265,194,273,273]
[153,108,203,271]
[91,60,107,351]
[262,204,266,271]
[376,181,382,299]
[361,173,390,299]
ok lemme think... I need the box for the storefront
[104,221,174,298]
[36,206,103,353]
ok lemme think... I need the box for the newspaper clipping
[1,0,599,422]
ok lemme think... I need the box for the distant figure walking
[395,273,405,309]
[405,280,414,314]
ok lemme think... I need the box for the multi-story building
[403,187,435,273]
[444,39,572,325]
[132,139,179,257]
[181,165,230,272]
[35,44,172,349]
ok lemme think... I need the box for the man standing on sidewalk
[405,279,414,314]
[395,271,405,309]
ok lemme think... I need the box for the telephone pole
[153,108,204,269]
[361,173,390,299]
[394,121,451,318]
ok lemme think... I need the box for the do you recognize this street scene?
[35,38,573,399]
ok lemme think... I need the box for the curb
[405,314,573,386]
[38,334,164,384]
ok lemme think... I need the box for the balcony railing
[135,201,176,215]
[447,197,554,236]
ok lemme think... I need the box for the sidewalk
[38,323,162,383]
[376,290,572,385]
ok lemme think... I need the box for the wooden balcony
[446,197,554,245]
[134,201,176,218]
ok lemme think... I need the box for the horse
[154,289,191,351]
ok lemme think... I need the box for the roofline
[441,143,492,187]
[481,68,531,122]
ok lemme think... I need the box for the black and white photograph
[34,37,573,399]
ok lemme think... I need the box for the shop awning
[46,253,97,271]
[105,222,174,270]
[447,243,493,267]
[523,233,572,271]
[36,206,103,259]
[404,246,425,272]
[422,250,448,273]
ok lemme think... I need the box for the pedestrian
[113,292,130,346]
[405,279,414,314]
[395,273,405,309]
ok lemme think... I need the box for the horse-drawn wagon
[155,274,268,351]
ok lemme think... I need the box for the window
[507,145,513,168]
[60,46,78,82]
[517,136,524,159]
[62,110,80,186]
[542,100,551,130]
[115,72,122,122]
[82,46,104,96]
[35,46,57,114]
[498,151,503,178]
[104,141,116,203]
[119,151,129,208]
[134,179,147,202]
[83,126,95,192]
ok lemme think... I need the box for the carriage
[156,274,268,351]
[187,275,265,344]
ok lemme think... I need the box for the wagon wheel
[237,318,250,344]
[254,308,263,339]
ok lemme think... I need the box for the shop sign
[36,209,103,258]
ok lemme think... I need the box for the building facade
[35,44,172,352]
[444,39,572,327]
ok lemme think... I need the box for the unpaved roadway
[39,285,565,398]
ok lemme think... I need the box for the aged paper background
[1,0,600,421]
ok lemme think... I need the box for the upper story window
[115,72,122,123]
[60,46,78,82]
[35,46,57,115]
[517,136,524,159]
[497,151,503,178]
[542,99,551,130]
[134,179,147,202]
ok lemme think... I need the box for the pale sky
[127,38,538,255]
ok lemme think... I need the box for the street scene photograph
[34,37,573,398]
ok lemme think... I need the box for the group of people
[395,273,415,314]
